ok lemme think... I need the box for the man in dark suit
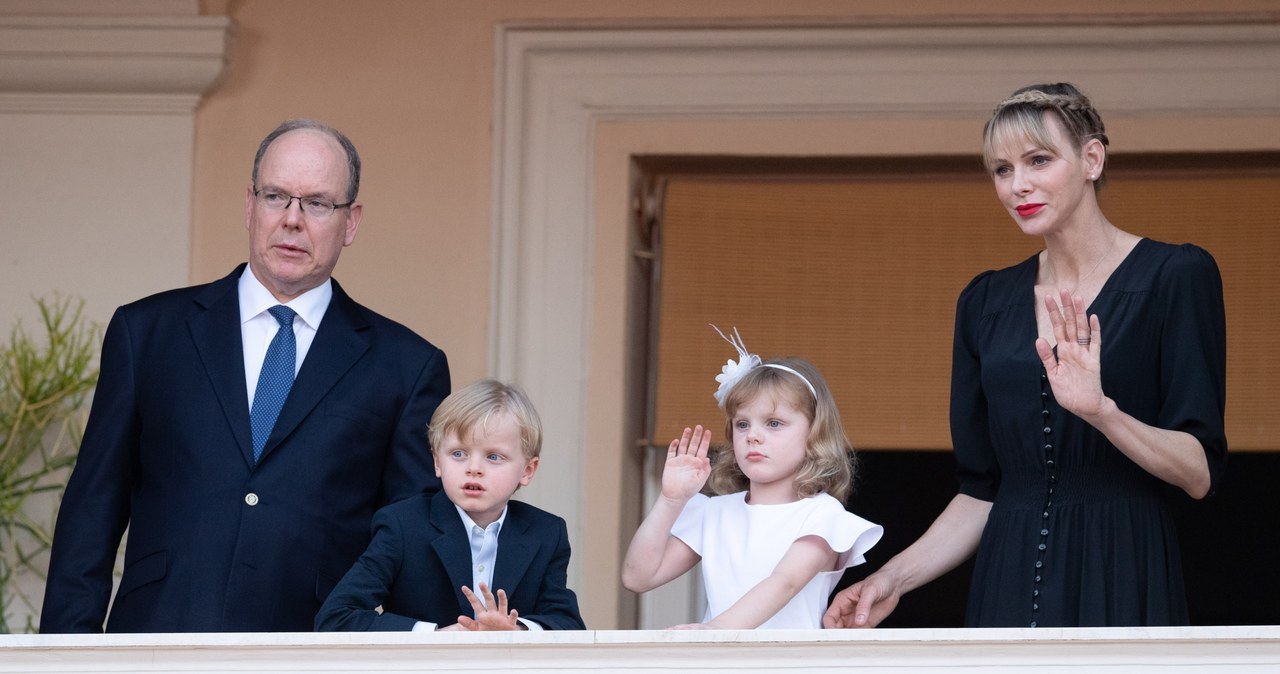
[315,379,584,632]
[40,119,450,633]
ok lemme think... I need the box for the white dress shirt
[238,266,332,410]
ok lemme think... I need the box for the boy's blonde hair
[708,357,856,502]
[428,379,542,460]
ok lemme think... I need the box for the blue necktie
[250,305,297,462]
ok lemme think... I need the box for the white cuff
[517,617,544,631]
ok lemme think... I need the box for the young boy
[315,379,585,631]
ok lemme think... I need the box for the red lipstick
[1016,204,1044,217]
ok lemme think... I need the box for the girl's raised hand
[621,425,711,593]
[1035,289,1107,420]
[661,425,712,503]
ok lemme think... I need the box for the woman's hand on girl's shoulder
[661,425,713,503]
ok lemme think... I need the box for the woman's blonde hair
[982,82,1109,188]
[707,357,856,502]
[428,379,542,460]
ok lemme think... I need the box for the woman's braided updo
[982,83,1110,188]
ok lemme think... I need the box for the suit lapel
[188,266,255,467]
[428,491,475,613]
[493,504,536,596]
[257,278,370,464]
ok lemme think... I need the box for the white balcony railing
[3,626,1280,673]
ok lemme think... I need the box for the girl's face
[730,393,811,504]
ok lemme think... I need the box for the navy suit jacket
[40,265,450,633]
[315,490,585,631]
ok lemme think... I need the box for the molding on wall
[0,0,198,15]
[498,13,1280,31]
[0,15,232,113]
[493,16,1280,379]
[491,18,1280,623]
[0,92,201,114]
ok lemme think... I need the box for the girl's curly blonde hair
[707,357,855,502]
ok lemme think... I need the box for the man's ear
[244,183,256,231]
[342,201,362,247]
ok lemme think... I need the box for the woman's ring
[1076,337,1091,346]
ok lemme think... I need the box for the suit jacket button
[245,493,260,506]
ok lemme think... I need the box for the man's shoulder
[378,491,436,517]
[328,280,442,355]
[115,267,240,317]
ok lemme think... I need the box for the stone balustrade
[3,626,1279,673]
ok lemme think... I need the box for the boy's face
[434,415,539,529]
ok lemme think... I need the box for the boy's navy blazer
[316,489,585,631]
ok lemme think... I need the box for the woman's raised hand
[1036,289,1108,420]
[661,426,712,502]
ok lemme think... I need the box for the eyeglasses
[253,188,353,218]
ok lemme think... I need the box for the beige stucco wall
[190,0,1279,385]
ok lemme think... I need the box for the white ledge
[3,627,1280,672]
[0,15,233,108]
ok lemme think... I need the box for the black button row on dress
[1031,369,1058,628]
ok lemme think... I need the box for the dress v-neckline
[1028,237,1148,345]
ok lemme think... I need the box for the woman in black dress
[824,82,1227,628]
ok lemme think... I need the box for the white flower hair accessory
[710,325,817,407]
[712,325,761,407]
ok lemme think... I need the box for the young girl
[622,327,882,629]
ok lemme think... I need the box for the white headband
[710,325,817,407]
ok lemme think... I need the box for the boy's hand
[457,583,523,631]
[661,426,712,503]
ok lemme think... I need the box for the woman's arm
[1036,290,1211,498]
[1076,391,1210,498]
[825,493,991,628]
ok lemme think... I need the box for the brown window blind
[651,158,1278,452]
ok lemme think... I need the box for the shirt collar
[455,504,508,534]
[238,264,333,330]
